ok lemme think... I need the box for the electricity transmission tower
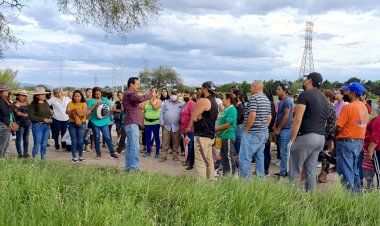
[299,21,315,79]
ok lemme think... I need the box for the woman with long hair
[160,88,170,103]
[14,90,32,158]
[87,87,118,159]
[0,83,17,158]
[67,90,89,163]
[28,87,52,159]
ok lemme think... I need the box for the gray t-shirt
[243,94,271,132]
[276,96,294,129]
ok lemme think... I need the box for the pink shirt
[181,100,196,133]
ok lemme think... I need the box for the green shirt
[144,100,161,125]
[87,97,111,127]
[217,105,237,139]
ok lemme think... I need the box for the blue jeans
[124,124,140,171]
[144,124,160,153]
[68,122,86,159]
[336,140,364,192]
[239,130,269,180]
[184,132,195,166]
[358,150,364,184]
[52,118,68,147]
[234,124,243,154]
[0,123,10,158]
[115,118,122,135]
[32,123,50,159]
[15,125,31,157]
[92,124,115,155]
[279,128,292,175]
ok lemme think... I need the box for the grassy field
[0,159,379,226]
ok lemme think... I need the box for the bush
[0,160,379,225]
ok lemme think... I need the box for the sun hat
[0,82,9,91]
[15,90,29,96]
[33,87,50,95]
[95,103,110,120]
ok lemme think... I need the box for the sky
[1,0,380,88]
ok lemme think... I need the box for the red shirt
[363,114,380,151]
[181,100,196,133]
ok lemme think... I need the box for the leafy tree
[0,68,19,90]
[345,77,362,85]
[0,0,161,58]
[139,66,184,91]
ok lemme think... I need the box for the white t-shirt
[47,96,71,121]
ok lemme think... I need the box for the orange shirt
[67,102,87,123]
[337,101,369,139]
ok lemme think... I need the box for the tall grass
[0,159,378,225]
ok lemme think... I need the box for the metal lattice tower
[299,21,315,78]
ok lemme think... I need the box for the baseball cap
[279,83,292,95]
[341,82,366,95]
[303,72,323,86]
[202,81,217,94]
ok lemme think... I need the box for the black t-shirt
[297,88,329,136]
[236,103,245,125]
[0,98,13,126]
[194,96,218,139]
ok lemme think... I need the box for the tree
[0,68,19,90]
[139,66,184,90]
[345,77,362,85]
[0,0,161,58]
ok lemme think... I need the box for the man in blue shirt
[159,89,184,162]
[274,83,294,177]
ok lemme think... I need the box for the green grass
[0,159,379,226]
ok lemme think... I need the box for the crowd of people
[0,71,380,192]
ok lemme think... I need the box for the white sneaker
[316,162,322,168]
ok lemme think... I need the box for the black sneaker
[55,144,60,150]
[274,172,288,177]
[72,158,78,163]
[79,158,86,162]
[185,165,193,171]
[110,153,119,159]
[23,153,30,158]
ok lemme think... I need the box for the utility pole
[299,21,315,79]
[60,57,63,91]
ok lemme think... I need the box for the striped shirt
[243,93,271,132]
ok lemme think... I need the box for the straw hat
[0,82,9,91]
[33,87,50,95]
[15,90,29,96]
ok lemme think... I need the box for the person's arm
[186,98,209,132]
[151,99,162,110]
[129,92,152,103]
[267,114,272,127]
[367,117,380,160]
[160,102,165,126]
[76,103,90,117]
[14,105,28,118]
[336,105,349,136]
[290,104,306,142]
[66,103,75,118]
[244,111,256,133]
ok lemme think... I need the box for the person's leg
[144,125,152,154]
[238,132,255,179]
[194,136,208,179]
[0,124,11,158]
[160,128,171,161]
[153,124,161,154]
[279,128,292,175]
[100,125,115,155]
[61,120,68,147]
[92,126,101,155]
[358,150,364,186]
[23,125,31,157]
[201,137,215,181]
[31,124,43,158]
[40,124,50,159]
[124,124,140,171]
[117,127,126,153]
[52,118,61,148]
[171,131,181,159]
[229,139,236,174]
[15,126,24,157]
[338,141,355,190]
[288,135,311,189]
[77,123,86,159]
[68,123,78,160]
[253,132,269,180]
[263,135,271,175]
[374,151,380,189]
[186,133,195,166]
[353,142,364,192]
[234,124,243,155]
[221,139,229,175]
[303,134,324,191]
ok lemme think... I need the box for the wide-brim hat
[33,87,50,95]
[15,90,29,96]
[95,103,110,120]
[0,82,9,91]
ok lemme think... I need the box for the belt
[337,138,364,142]
[145,118,159,122]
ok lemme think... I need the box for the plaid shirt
[326,103,336,138]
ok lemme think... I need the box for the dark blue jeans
[184,132,194,166]
[32,123,50,159]
[144,124,160,153]
[68,122,86,159]
[15,125,31,157]
[336,140,363,192]
[92,124,115,155]
[115,118,122,135]
[52,118,68,147]
[235,124,243,154]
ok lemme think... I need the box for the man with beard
[187,81,218,180]
[289,72,329,191]
[336,82,369,192]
